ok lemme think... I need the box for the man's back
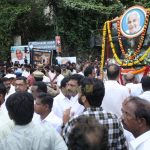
[63,107,128,150]
[102,80,129,117]
[0,122,67,150]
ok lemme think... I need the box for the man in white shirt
[1,77,15,112]
[124,72,142,96]
[0,92,67,150]
[22,64,31,78]
[102,64,130,118]
[52,75,84,119]
[121,96,150,150]
[34,93,62,133]
[0,83,14,139]
[139,76,150,102]
[54,66,64,87]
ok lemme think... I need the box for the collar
[130,130,150,149]
[84,107,103,112]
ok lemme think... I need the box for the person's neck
[40,111,50,120]
[134,126,150,138]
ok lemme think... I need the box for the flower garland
[117,10,150,59]
[107,21,150,67]
[100,21,107,79]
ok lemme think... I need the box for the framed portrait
[11,46,30,64]
[120,6,147,38]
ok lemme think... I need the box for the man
[52,74,84,119]
[22,64,31,78]
[139,76,150,102]
[126,11,141,34]
[61,64,72,77]
[102,64,129,117]
[0,83,14,139]
[84,65,96,78]
[34,93,62,133]
[12,49,24,64]
[0,92,67,150]
[31,81,47,99]
[2,77,15,100]
[15,76,28,92]
[63,77,128,149]
[1,77,15,112]
[54,66,64,87]
[124,72,142,96]
[68,115,107,150]
[121,96,150,149]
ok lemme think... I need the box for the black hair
[37,93,53,110]
[34,81,47,93]
[0,83,7,97]
[60,77,70,88]
[55,66,61,74]
[68,115,108,150]
[6,92,34,125]
[2,77,10,82]
[107,64,120,80]
[84,66,94,77]
[69,74,84,86]
[16,76,27,84]
[141,76,150,91]
[81,77,105,107]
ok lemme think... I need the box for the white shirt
[33,111,63,133]
[22,70,30,78]
[56,74,64,87]
[139,91,150,102]
[43,75,50,83]
[126,83,143,96]
[102,80,130,118]
[0,109,14,139]
[12,58,25,64]
[78,71,84,76]
[52,92,84,118]
[129,130,150,150]
[0,122,67,150]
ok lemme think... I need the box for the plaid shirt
[63,107,128,150]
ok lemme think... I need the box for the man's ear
[138,117,146,128]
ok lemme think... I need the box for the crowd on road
[0,59,150,150]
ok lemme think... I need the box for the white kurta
[52,92,84,118]
[129,130,150,150]
[0,122,67,150]
[102,80,130,118]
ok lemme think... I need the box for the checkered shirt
[62,107,128,150]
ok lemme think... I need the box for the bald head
[107,64,120,80]
[125,72,135,83]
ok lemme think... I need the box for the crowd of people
[0,60,150,150]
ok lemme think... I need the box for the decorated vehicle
[100,6,150,81]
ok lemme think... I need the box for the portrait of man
[11,46,30,65]
[120,6,146,38]
[126,11,141,34]
[12,49,24,64]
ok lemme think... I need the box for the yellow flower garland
[100,21,107,79]
[107,21,150,67]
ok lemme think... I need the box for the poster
[33,49,52,65]
[11,46,30,64]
